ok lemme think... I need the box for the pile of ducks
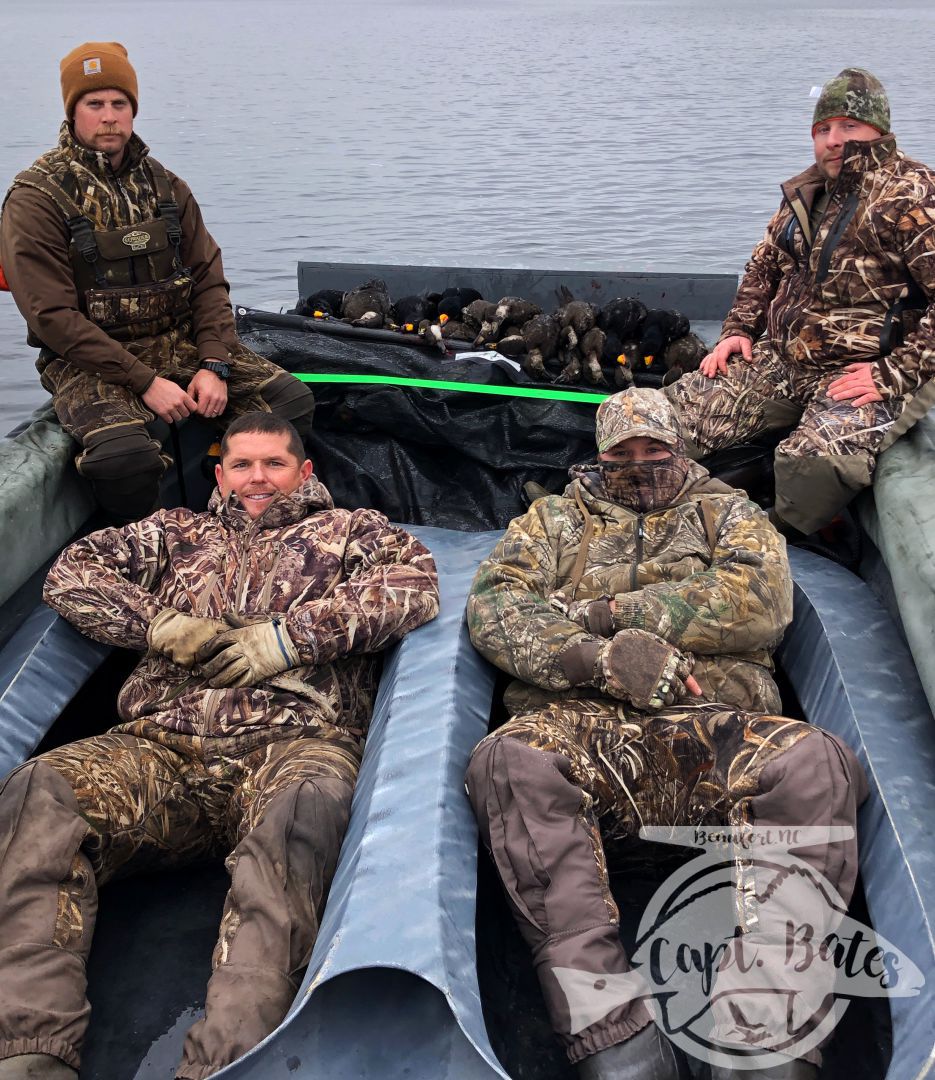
[293,279,708,387]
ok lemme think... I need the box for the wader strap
[569,487,595,600]
[13,168,108,286]
[696,498,720,556]
[147,159,184,270]
[879,276,928,356]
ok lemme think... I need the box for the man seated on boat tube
[465,388,868,1080]
[666,67,935,538]
[0,42,314,524]
[0,412,439,1080]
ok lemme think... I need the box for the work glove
[146,608,228,668]
[560,628,693,711]
[196,616,300,689]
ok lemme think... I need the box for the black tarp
[238,312,603,530]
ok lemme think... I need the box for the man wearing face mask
[464,388,867,1080]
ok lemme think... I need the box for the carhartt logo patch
[122,230,152,252]
[82,58,102,76]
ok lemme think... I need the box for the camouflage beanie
[60,42,139,118]
[595,387,682,453]
[812,67,889,135]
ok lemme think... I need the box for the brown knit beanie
[60,42,138,118]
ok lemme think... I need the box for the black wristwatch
[201,360,231,380]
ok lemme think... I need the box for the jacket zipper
[631,515,644,592]
[815,189,859,284]
[233,519,259,614]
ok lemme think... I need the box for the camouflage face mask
[599,455,691,512]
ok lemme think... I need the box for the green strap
[292,371,609,404]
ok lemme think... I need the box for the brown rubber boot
[0,1055,77,1078]
[576,1023,688,1080]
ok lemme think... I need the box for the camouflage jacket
[720,135,935,399]
[467,464,791,716]
[43,479,440,740]
[0,124,238,393]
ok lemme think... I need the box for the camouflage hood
[44,483,439,740]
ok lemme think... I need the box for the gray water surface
[3,0,934,430]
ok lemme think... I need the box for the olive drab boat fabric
[668,134,935,533]
[42,478,440,738]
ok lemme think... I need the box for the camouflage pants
[39,323,315,522]
[667,349,904,533]
[0,719,360,1079]
[465,701,866,1063]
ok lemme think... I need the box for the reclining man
[667,67,935,536]
[465,388,867,1079]
[0,412,439,1080]
[0,41,314,522]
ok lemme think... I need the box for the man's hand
[827,363,883,407]
[187,367,229,419]
[142,376,198,424]
[196,617,300,688]
[146,608,228,668]
[699,335,754,379]
[600,629,701,710]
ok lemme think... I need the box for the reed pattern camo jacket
[42,477,440,740]
[720,134,935,400]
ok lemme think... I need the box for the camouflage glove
[559,629,692,710]
[196,617,300,689]
[600,629,693,710]
[146,608,228,668]
[548,590,615,637]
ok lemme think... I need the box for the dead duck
[474,297,541,347]
[578,326,607,385]
[393,293,440,331]
[294,288,345,318]
[661,331,708,385]
[520,313,561,380]
[440,286,484,309]
[636,308,690,374]
[598,296,647,342]
[554,300,600,383]
[342,279,393,328]
[601,330,636,388]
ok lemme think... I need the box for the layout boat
[0,263,931,1080]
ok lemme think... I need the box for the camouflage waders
[0,720,360,1079]
[466,702,866,1064]
[667,354,904,534]
[39,332,314,523]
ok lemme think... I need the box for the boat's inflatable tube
[0,406,94,610]
[857,407,935,724]
[213,525,508,1078]
[781,548,935,1080]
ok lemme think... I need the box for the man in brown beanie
[0,42,314,523]
[667,67,935,537]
